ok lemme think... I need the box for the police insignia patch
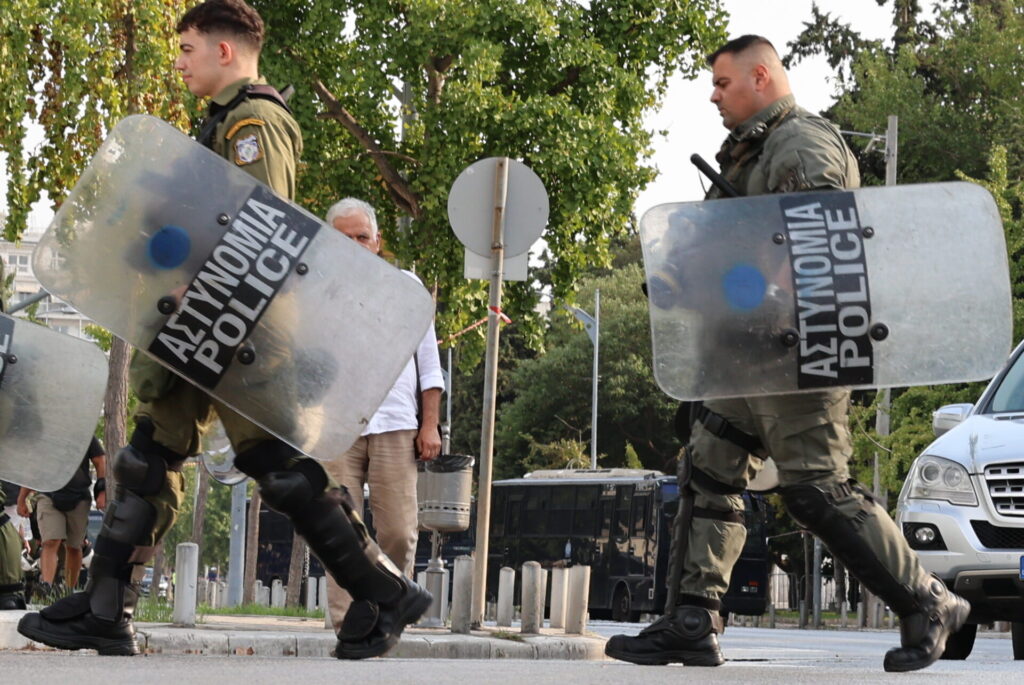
[235,134,262,166]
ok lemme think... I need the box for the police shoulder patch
[234,134,263,166]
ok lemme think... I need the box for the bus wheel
[612,585,633,623]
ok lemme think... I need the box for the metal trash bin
[417,454,474,532]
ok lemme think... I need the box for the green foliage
[494,252,679,478]
[200,602,323,618]
[253,0,727,358]
[0,0,192,241]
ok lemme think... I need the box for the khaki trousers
[324,429,419,632]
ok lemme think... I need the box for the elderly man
[323,197,444,632]
[604,35,968,673]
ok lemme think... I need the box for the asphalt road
[1,622,1019,684]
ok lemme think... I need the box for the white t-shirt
[363,272,444,436]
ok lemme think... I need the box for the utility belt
[693,404,768,460]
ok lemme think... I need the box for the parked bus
[487,468,771,621]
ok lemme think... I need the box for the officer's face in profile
[175,27,225,99]
[332,211,381,255]
[710,52,761,130]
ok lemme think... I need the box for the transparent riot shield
[0,314,107,490]
[642,182,1011,400]
[32,115,434,461]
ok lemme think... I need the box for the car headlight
[905,455,978,506]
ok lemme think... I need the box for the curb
[1,611,608,660]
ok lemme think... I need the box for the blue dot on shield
[148,225,191,269]
[722,264,766,311]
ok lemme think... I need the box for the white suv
[896,340,1024,660]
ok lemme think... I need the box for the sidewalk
[0,611,608,660]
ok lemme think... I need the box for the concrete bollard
[271,579,285,608]
[258,585,271,607]
[564,565,591,635]
[318,576,327,611]
[521,562,543,634]
[210,580,220,608]
[539,568,549,626]
[306,576,318,612]
[496,567,515,627]
[419,560,450,628]
[768,602,776,628]
[841,600,848,629]
[449,555,474,634]
[172,542,199,627]
[549,567,568,629]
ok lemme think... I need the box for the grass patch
[490,630,525,642]
[198,602,324,619]
[135,596,176,623]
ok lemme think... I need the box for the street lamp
[565,289,599,469]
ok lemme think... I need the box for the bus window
[491,491,506,538]
[524,487,547,535]
[549,486,574,536]
[614,487,632,540]
[632,495,650,537]
[573,486,599,536]
[599,498,613,539]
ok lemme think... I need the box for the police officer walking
[19,0,429,658]
[604,35,968,673]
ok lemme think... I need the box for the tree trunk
[242,489,261,605]
[151,542,165,600]
[103,338,131,489]
[285,532,307,607]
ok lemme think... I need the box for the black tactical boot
[883,575,970,672]
[604,603,725,666]
[249,455,431,660]
[18,446,160,656]
[17,578,141,655]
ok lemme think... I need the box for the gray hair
[325,197,378,237]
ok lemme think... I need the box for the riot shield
[32,115,434,461]
[642,182,1011,400]
[0,314,107,491]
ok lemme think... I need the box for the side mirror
[932,403,973,437]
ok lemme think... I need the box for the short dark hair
[707,35,777,67]
[176,0,264,52]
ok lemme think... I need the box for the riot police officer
[605,35,968,673]
[18,0,429,658]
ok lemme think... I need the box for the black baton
[690,153,739,198]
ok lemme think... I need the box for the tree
[253,0,727,357]
[495,254,680,477]
[0,0,193,462]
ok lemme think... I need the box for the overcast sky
[634,0,899,217]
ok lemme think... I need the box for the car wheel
[611,585,632,622]
[940,622,977,660]
[1012,621,1024,660]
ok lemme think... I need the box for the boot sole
[17,617,139,656]
[604,644,724,667]
[883,599,971,672]
[335,586,433,660]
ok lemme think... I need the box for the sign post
[448,156,548,626]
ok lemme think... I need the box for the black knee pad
[780,483,834,529]
[95,490,157,561]
[257,458,329,516]
[111,445,168,497]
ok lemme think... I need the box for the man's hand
[416,424,442,461]
[96,490,107,512]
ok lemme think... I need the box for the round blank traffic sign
[447,157,548,258]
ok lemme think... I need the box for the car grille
[984,462,1024,516]
[971,520,1024,549]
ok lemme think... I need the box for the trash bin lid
[424,454,475,472]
